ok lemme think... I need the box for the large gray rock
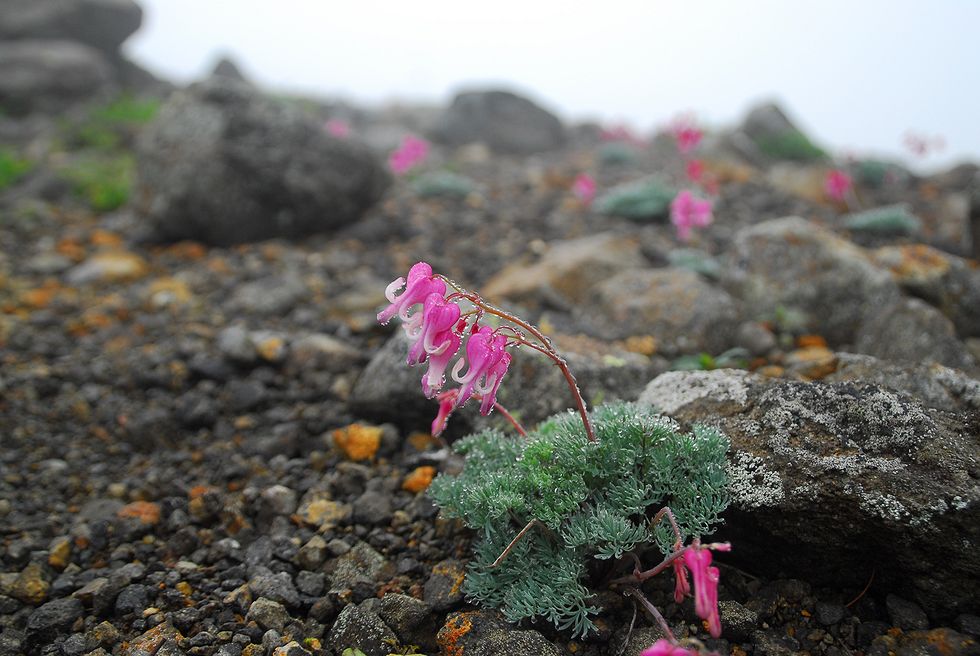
[872,244,980,338]
[326,603,397,656]
[0,0,142,54]
[587,267,741,353]
[733,101,827,163]
[135,78,390,245]
[432,89,565,154]
[724,216,901,345]
[0,40,114,116]
[855,297,977,373]
[436,611,561,656]
[638,368,980,620]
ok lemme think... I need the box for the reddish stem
[442,284,596,443]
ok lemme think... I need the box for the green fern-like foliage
[428,402,730,637]
[594,179,676,220]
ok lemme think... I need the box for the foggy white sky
[126,0,979,171]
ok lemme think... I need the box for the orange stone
[402,466,437,493]
[91,229,123,247]
[116,501,161,526]
[332,424,382,461]
[797,334,828,348]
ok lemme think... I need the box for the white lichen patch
[639,369,751,415]
[856,488,910,523]
[728,451,784,509]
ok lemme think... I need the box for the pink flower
[451,325,510,411]
[824,169,852,202]
[673,555,691,604]
[683,544,722,638]
[389,135,430,175]
[670,116,703,155]
[571,173,596,205]
[670,191,713,242]
[325,119,351,138]
[601,124,645,146]
[407,293,461,367]
[377,262,446,326]
[431,389,459,436]
[685,159,704,183]
[641,639,697,656]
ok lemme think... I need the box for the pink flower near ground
[431,389,458,436]
[325,119,351,138]
[824,169,853,202]
[451,325,510,410]
[685,159,704,183]
[601,124,645,146]
[377,262,446,326]
[683,545,723,638]
[641,639,697,656]
[571,173,597,205]
[670,191,714,242]
[670,115,703,155]
[389,135,430,175]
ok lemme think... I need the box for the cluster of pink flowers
[378,262,512,434]
[673,540,730,638]
[571,173,597,205]
[389,135,430,175]
[324,119,351,139]
[641,640,698,656]
[670,190,714,242]
[824,169,853,202]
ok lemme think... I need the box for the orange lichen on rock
[436,611,475,656]
[796,334,827,349]
[332,423,382,461]
[402,466,437,493]
[117,501,161,526]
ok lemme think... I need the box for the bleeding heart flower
[377,262,446,326]
[389,135,430,175]
[824,169,853,202]
[325,119,351,138]
[670,191,714,242]
[572,173,597,205]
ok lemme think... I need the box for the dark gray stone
[0,0,142,54]
[135,78,390,245]
[248,572,300,609]
[114,583,151,615]
[25,597,84,647]
[886,594,929,631]
[436,610,561,656]
[432,89,565,154]
[245,597,290,632]
[0,40,114,116]
[325,604,397,656]
[351,490,393,526]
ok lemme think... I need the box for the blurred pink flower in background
[389,135,430,175]
[670,190,713,241]
[903,131,946,158]
[571,173,597,205]
[325,119,351,138]
[685,159,704,183]
[600,123,645,146]
[824,169,853,202]
[670,114,703,155]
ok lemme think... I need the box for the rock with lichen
[638,367,980,620]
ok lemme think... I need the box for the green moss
[853,159,907,189]
[754,130,827,162]
[61,155,134,212]
[0,149,33,190]
[63,95,160,152]
[594,178,676,220]
[428,402,730,637]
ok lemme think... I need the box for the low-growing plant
[61,155,134,212]
[64,95,161,151]
[598,141,639,165]
[845,203,922,236]
[754,129,827,162]
[0,148,33,190]
[667,248,722,279]
[411,171,475,199]
[671,347,749,372]
[378,262,732,653]
[594,178,677,220]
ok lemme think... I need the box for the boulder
[723,216,901,345]
[483,232,645,310]
[0,40,114,116]
[587,267,740,353]
[855,297,977,373]
[0,0,142,54]
[432,89,565,154]
[734,101,827,163]
[135,78,390,245]
[638,368,980,620]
